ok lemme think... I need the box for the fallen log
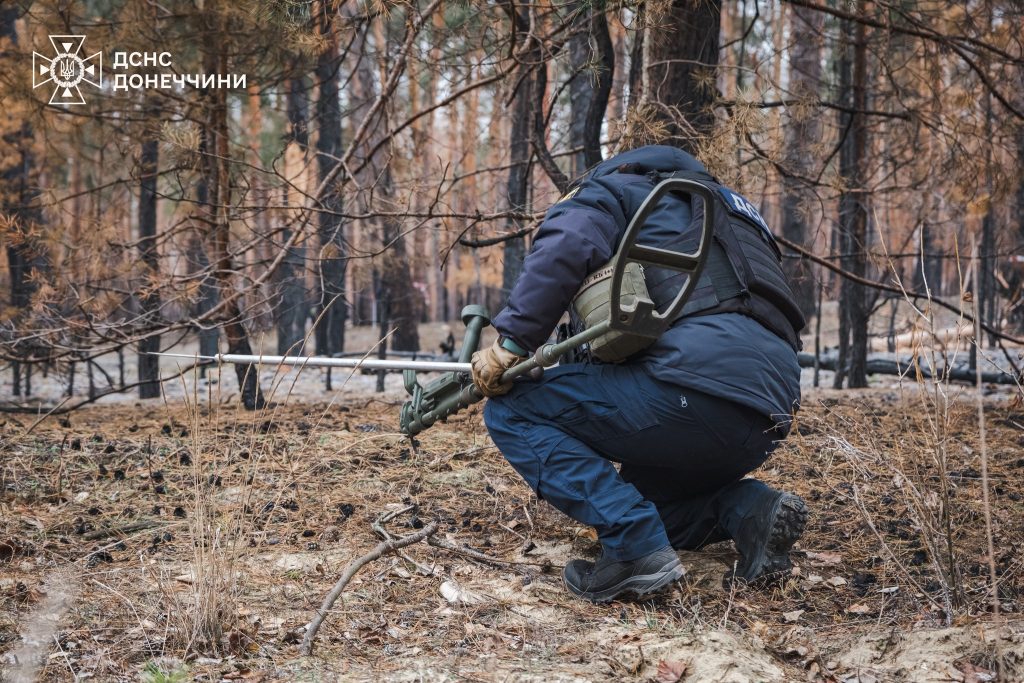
[797,353,1020,386]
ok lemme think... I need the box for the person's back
[472,144,809,602]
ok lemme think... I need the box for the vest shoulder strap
[652,170,783,261]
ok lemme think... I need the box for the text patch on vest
[717,187,772,238]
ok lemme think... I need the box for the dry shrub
[822,242,1014,623]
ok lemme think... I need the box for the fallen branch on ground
[427,535,558,568]
[82,519,166,541]
[300,519,438,656]
[372,504,437,576]
[798,352,1020,385]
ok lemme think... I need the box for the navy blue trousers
[484,363,784,561]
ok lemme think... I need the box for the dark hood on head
[588,145,710,180]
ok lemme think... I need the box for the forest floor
[2,371,1024,682]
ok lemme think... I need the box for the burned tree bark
[779,4,824,320]
[348,13,419,352]
[184,25,221,376]
[628,7,644,107]
[644,0,721,153]
[315,5,347,359]
[187,184,220,374]
[915,220,943,296]
[1011,126,1024,331]
[834,11,870,389]
[977,79,997,355]
[137,108,161,399]
[0,6,47,396]
[203,45,265,409]
[568,2,614,176]
[276,74,310,356]
[502,1,538,293]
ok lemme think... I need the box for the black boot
[725,489,807,586]
[563,546,683,603]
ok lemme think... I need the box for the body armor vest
[646,170,806,351]
[563,170,806,362]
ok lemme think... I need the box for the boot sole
[729,493,808,586]
[563,557,684,604]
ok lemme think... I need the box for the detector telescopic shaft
[152,352,471,374]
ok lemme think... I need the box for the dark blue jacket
[491,145,801,422]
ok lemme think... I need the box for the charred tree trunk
[628,7,644,108]
[502,2,536,294]
[531,64,569,193]
[189,91,220,376]
[379,217,420,351]
[278,74,310,355]
[915,220,943,296]
[568,2,614,176]
[977,82,997,355]
[348,14,419,352]
[779,4,823,320]
[1,6,47,396]
[834,11,870,389]
[583,12,613,170]
[137,107,162,398]
[978,202,996,355]
[204,47,265,409]
[645,0,721,153]
[1011,127,1024,331]
[374,267,388,392]
[190,241,220,366]
[315,5,347,358]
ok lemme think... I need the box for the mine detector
[156,178,715,439]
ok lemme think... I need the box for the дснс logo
[33,35,102,105]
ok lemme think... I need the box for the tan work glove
[471,338,525,397]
